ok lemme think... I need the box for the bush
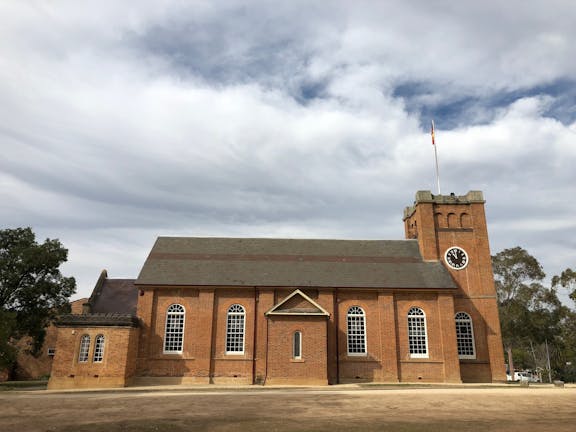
[557,364,576,383]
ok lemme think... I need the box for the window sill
[290,359,305,363]
[340,357,379,363]
[213,357,254,361]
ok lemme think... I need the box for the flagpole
[431,120,441,194]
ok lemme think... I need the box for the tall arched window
[347,306,367,355]
[78,334,90,363]
[164,304,185,354]
[293,331,302,360]
[455,312,476,359]
[226,304,245,354]
[408,307,428,358]
[93,335,105,362]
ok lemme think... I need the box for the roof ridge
[156,236,415,242]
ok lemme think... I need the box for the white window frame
[93,334,105,363]
[226,304,245,354]
[455,312,476,359]
[78,334,90,363]
[293,331,302,360]
[164,304,185,354]
[347,306,367,356]
[47,348,56,357]
[408,307,428,358]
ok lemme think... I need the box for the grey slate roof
[90,278,138,315]
[135,237,456,289]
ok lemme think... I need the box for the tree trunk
[507,346,514,380]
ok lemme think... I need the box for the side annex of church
[48,191,507,389]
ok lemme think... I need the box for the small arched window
[78,334,90,363]
[347,306,367,355]
[408,307,428,358]
[293,331,302,360]
[164,304,185,354]
[93,335,105,362]
[226,304,245,354]
[455,312,476,359]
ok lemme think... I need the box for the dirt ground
[1,385,575,432]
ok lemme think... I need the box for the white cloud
[0,1,575,298]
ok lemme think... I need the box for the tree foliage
[0,227,76,357]
[493,247,574,381]
[552,268,576,303]
[0,310,17,370]
[493,246,545,304]
[493,247,550,347]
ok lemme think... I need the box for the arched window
[78,334,90,363]
[93,335,105,362]
[347,306,367,355]
[408,307,428,358]
[164,304,185,354]
[455,312,476,359]
[226,304,245,354]
[293,331,302,360]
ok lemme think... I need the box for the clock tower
[403,191,506,382]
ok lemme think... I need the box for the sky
[1,1,575,303]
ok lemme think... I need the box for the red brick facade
[403,191,507,383]
[49,326,139,388]
[48,191,507,389]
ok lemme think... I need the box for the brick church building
[48,191,507,389]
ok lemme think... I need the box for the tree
[0,310,17,370]
[492,247,567,381]
[493,247,545,305]
[0,228,76,366]
[552,269,576,381]
[552,268,576,303]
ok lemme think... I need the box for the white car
[507,371,540,382]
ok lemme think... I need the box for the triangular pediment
[265,289,330,316]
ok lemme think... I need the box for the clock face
[444,247,469,270]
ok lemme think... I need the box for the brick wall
[336,290,382,383]
[395,293,461,382]
[266,315,328,385]
[210,289,255,384]
[130,285,469,385]
[49,285,487,387]
[403,191,507,382]
[48,325,139,389]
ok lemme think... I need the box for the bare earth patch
[1,386,575,432]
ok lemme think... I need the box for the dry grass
[1,385,575,431]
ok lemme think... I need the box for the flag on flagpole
[431,120,435,146]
